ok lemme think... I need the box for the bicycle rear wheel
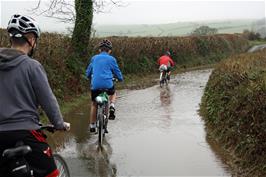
[159,72,164,87]
[160,71,168,87]
[53,154,70,177]
[97,106,105,147]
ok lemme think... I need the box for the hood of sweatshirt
[0,48,26,71]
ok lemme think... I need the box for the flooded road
[51,69,231,177]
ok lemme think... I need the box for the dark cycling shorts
[91,87,115,101]
[0,130,59,177]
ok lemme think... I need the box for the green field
[94,19,264,37]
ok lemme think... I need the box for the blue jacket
[86,52,123,90]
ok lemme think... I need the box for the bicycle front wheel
[53,154,70,177]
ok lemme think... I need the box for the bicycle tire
[159,72,164,87]
[97,106,104,147]
[53,154,70,177]
[161,71,168,87]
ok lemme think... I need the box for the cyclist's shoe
[105,128,109,134]
[109,106,116,120]
[89,123,96,133]
[167,75,170,81]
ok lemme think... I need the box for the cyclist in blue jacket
[86,39,123,132]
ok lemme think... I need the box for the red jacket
[157,55,175,67]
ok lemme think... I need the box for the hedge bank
[0,29,249,102]
[200,49,266,176]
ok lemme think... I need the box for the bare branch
[29,0,75,23]
[29,0,126,24]
[93,0,127,14]
[31,0,41,11]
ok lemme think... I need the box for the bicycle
[0,125,70,177]
[159,64,169,87]
[95,91,110,148]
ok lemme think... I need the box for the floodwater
[49,69,231,177]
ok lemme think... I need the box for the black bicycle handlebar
[39,122,70,132]
[40,125,57,133]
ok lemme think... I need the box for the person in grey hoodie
[0,14,70,177]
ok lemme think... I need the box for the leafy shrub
[243,29,261,40]
[191,25,218,36]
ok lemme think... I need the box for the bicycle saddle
[96,92,109,105]
[2,145,32,159]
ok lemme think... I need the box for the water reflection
[71,102,117,177]
[206,135,231,174]
[47,101,117,177]
[159,86,173,129]
[108,70,231,176]
[159,86,172,107]
[81,139,117,177]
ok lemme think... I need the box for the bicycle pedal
[89,127,96,133]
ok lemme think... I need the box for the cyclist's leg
[107,87,116,120]
[89,101,97,132]
[167,67,172,80]
[0,135,8,176]
[0,131,35,177]
[90,90,100,132]
[109,92,116,105]
[90,101,97,122]
[0,139,9,177]
[24,130,59,177]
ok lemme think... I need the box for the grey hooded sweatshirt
[0,48,64,131]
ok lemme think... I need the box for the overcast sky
[0,0,265,32]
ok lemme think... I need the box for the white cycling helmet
[7,14,40,38]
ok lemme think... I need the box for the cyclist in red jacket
[157,51,175,80]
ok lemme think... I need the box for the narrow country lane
[50,69,231,177]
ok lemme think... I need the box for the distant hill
[93,19,264,37]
